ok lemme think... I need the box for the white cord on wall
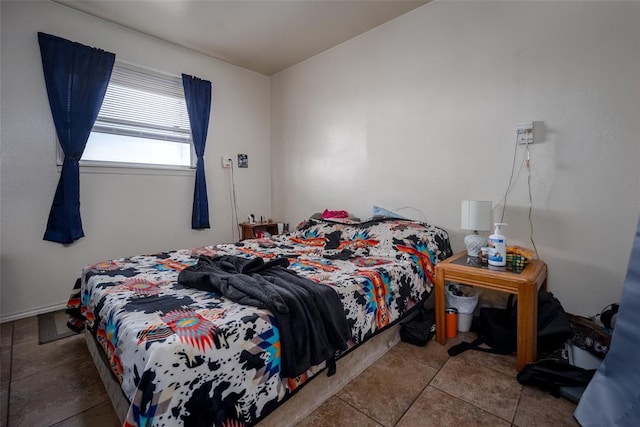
[226,162,247,241]
[525,142,539,258]
[497,133,521,224]
[495,135,539,258]
[226,164,236,240]
[233,163,247,241]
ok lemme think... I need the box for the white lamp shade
[461,200,492,231]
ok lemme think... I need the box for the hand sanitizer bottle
[488,223,507,267]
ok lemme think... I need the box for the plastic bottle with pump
[488,223,507,267]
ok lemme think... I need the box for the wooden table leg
[435,268,446,344]
[516,282,538,371]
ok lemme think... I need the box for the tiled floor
[0,316,579,427]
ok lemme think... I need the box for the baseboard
[0,302,68,323]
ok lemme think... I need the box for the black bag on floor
[517,358,596,398]
[447,306,516,355]
[520,289,572,353]
[479,305,517,354]
[400,307,435,346]
[448,289,571,356]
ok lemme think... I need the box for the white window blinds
[93,62,192,144]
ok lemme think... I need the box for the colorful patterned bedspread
[71,217,452,426]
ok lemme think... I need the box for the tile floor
[1,316,579,427]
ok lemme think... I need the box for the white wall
[0,1,271,321]
[271,1,640,316]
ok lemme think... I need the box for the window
[71,62,194,168]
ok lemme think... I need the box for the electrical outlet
[516,122,534,144]
[221,156,232,168]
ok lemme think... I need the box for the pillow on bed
[372,205,406,219]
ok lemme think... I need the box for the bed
[68,216,452,426]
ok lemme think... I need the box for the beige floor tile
[336,347,437,427]
[11,333,86,381]
[396,386,510,426]
[12,317,38,345]
[456,346,519,378]
[513,385,579,427]
[431,354,521,422]
[394,331,478,371]
[296,396,382,427]
[9,356,109,427]
[431,330,519,378]
[50,401,121,427]
[392,340,446,371]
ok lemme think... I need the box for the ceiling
[55,0,429,76]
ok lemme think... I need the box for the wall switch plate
[516,121,534,144]
[221,156,232,168]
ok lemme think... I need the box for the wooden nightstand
[239,222,281,240]
[434,251,547,370]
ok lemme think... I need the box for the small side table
[434,251,547,371]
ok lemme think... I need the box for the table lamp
[460,200,493,257]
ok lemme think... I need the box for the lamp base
[464,232,486,258]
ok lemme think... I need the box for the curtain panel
[182,74,212,229]
[575,214,640,425]
[38,32,115,244]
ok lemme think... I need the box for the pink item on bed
[321,209,349,219]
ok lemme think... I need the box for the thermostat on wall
[238,154,248,168]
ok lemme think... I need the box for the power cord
[498,133,521,223]
[525,142,539,258]
[495,134,539,258]
[226,162,246,241]
[226,164,236,240]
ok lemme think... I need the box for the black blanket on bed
[177,255,351,378]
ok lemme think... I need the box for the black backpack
[448,289,572,356]
[400,306,436,346]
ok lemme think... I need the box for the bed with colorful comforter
[70,217,452,426]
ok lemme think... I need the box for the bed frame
[86,323,401,425]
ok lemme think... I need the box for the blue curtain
[38,32,115,244]
[182,74,212,229]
